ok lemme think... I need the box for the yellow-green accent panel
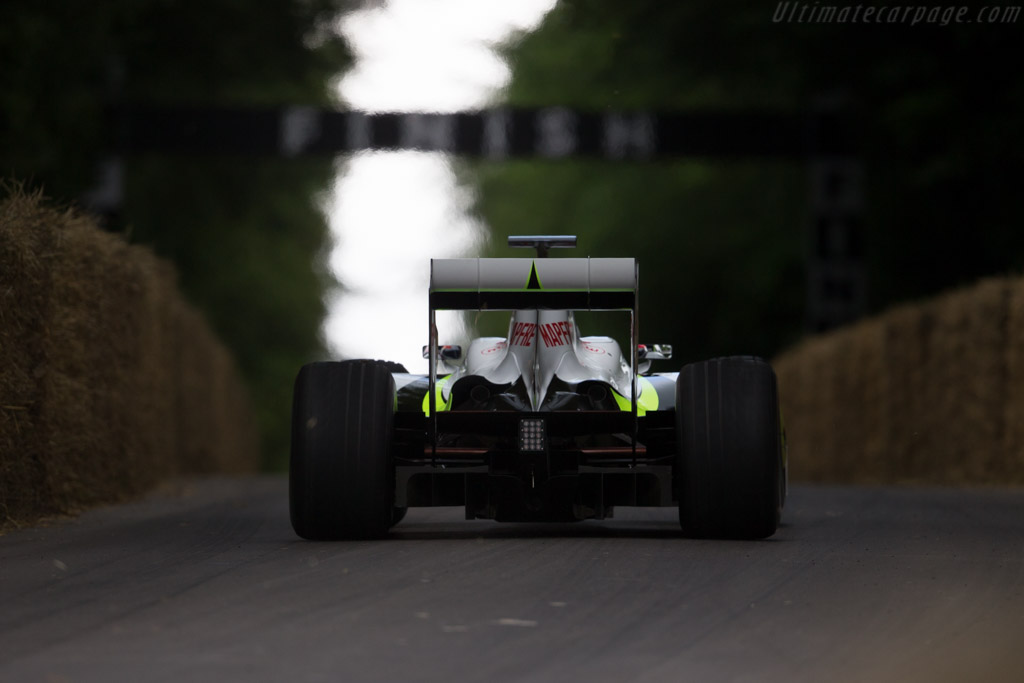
[610,376,659,416]
[422,376,453,416]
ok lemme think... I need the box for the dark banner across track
[108,105,856,160]
[90,104,863,331]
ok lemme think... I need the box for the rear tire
[290,360,397,540]
[676,356,783,539]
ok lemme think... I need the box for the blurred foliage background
[1,0,354,467]
[471,0,1024,363]
[2,0,1023,467]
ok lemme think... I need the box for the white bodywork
[443,309,635,411]
[429,256,641,411]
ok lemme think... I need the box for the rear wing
[429,257,638,311]
[426,257,642,451]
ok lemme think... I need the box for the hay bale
[132,253,180,477]
[878,303,933,482]
[920,279,1010,484]
[36,213,165,509]
[843,317,889,483]
[1004,279,1024,482]
[775,331,840,482]
[1,187,258,528]
[164,283,258,475]
[775,316,889,484]
[0,190,57,523]
[173,301,221,473]
[775,275,1019,486]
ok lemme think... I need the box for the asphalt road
[1,476,1022,683]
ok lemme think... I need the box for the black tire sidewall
[676,356,782,539]
[290,360,396,540]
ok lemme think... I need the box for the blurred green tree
[0,0,354,467]
[471,0,1024,361]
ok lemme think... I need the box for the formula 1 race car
[290,236,787,540]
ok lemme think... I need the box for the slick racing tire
[675,356,784,539]
[290,360,398,540]
[376,361,408,526]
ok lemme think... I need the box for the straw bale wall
[0,190,257,527]
[775,277,1023,484]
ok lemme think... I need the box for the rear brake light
[518,418,546,452]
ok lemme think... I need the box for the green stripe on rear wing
[430,258,637,311]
